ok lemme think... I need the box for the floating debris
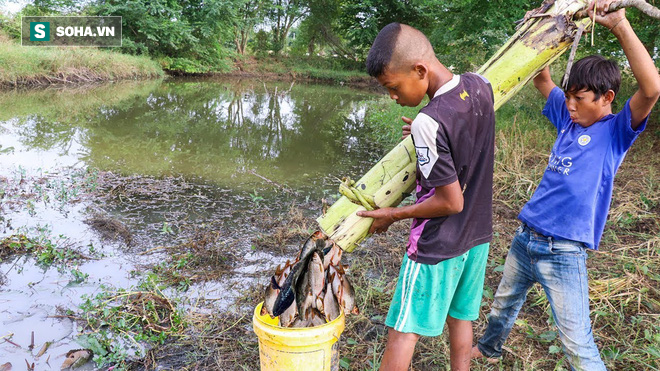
[36,341,52,358]
[60,349,92,370]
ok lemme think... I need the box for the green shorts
[385,243,489,336]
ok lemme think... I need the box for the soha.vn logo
[30,22,50,41]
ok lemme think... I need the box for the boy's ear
[602,90,616,105]
[413,63,428,80]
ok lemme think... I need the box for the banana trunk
[318,0,592,252]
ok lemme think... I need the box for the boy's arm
[533,66,557,99]
[590,0,660,129]
[356,181,463,234]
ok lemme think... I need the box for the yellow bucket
[253,302,345,371]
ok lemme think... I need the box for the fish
[308,251,325,300]
[328,265,343,303]
[272,260,303,316]
[60,349,93,370]
[261,258,295,317]
[272,232,325,317]
[279,300,298,327]
[322,281,340,321]
[309,309,326,326]
[298,231,326,262]
[277,263,292,287]
[0,362,12,371]
[261,276,281,317]
[264,231,361,328]
[322,242,342,269]
[274,260,292,281]
[315,290,325,313]
[291,316,311,328]
[295,263,315,317]
[292,237,325,316]
[340,274,359,314]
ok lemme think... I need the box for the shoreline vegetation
[0,33,164,88]
[0,32,375,90]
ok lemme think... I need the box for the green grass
[0,33,163,88]
[76,275,187,370]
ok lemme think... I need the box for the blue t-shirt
[519,87,647,249]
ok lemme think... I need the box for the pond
[0,78,386,368]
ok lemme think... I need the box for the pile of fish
[261,231,359,327]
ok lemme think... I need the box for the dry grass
[252,206,317,253]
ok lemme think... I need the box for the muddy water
[0,79,383,367]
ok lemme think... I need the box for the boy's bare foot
[470,346,500,364]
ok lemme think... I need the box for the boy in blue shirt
[473,1,660,370]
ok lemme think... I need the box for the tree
[339,0,434,56]
[233,0,269,55]
[425,0,538,71]
[267,0,307,54]
[292,0,354,57]
[92,0,237,72]
[21,0,81,15]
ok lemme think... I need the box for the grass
[0,28,367,88]
[0,231,80,266]
[74,275,187,370]
[0,167,103,283]
[0,32,163,88]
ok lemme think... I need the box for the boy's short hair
[566,55,621,99]
[366,23,402,77]
[366,23,435,78]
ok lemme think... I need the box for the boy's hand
[533,66,556,99]
[401,116,412,140]
[356,207,397,234]
[588,0,626,31]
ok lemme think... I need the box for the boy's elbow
[646,75,660,100]
[640,85,660,104]
[649,83,660,101]
[447,198,464,215]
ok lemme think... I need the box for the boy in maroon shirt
[358,23,496,370]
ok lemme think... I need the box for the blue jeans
[477,224,606,371]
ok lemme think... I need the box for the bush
[0,13,21,40]
[252,30,271,56]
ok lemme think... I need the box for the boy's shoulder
[421,73,494,116]
[423,73,492,103]
[464,72,491,86]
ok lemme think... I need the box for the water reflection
[0,79,382,197]
[1,79,382,196]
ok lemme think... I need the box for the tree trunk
[317,0,595,252]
